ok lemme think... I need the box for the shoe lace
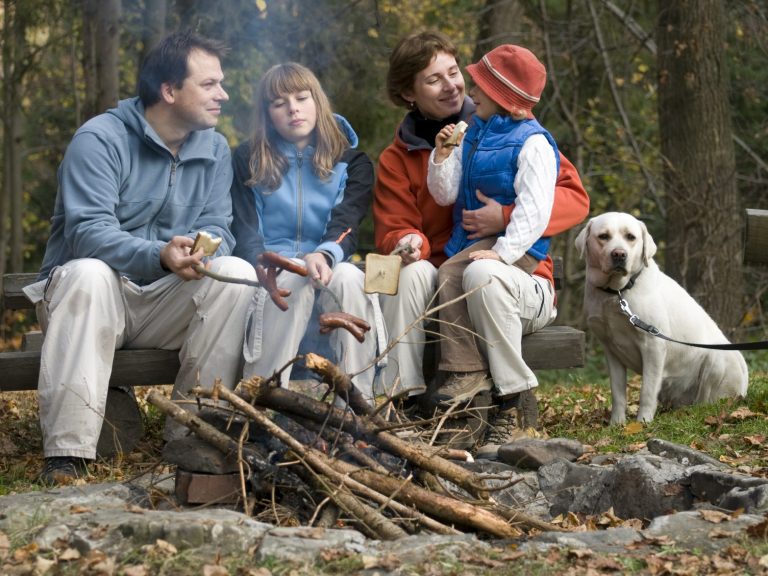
[484,409,517,445]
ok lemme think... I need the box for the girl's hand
[469,249,502,262]
[394,234,423,265]
[304,252,333,286]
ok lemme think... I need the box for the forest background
[1,0,767,341]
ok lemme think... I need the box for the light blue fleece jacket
[38,97,235,285]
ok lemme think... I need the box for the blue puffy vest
[444,115,559,260]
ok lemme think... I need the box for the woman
[231,63,377,399]
[373,31,589,453]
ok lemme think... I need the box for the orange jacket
[374,110,589,287]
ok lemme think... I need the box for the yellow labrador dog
[575,212,748,424]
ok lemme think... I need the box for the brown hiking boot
[435,371,493,406]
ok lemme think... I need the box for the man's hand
[394,234,423,265]
[304,252,333,286]
[462,190,506,240]
[160,236,205,280]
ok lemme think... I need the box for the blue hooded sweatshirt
[38,97,235,285]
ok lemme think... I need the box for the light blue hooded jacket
[38,97,235,285]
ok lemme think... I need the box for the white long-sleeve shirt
[427,133,557,265]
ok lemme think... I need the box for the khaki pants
[32,256,258,458]
[377,259,438,398]
[462,258,555,395]
[437,239,539,374]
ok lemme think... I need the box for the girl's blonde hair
[246,62,349,190]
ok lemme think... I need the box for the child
[426,45,559,435]
[230,63,377,400]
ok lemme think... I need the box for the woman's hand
[462,190,506,239]
[394,234,423,265]
[469,249,502,262]
[304,252,333,286]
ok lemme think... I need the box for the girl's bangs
[266,67,312,101]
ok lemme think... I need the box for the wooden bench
[0,263,586,394]
[744,208,768,265]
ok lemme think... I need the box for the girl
[231,63,377,399]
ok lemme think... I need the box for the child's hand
[469,249,502,262]
[434,124,460,164]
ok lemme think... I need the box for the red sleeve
[373,145,432,260]
[501,152,589,236]
[545,151,590,236]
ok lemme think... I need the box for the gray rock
[645,510,765,553]
[498,437,584,469]
[525,526,642,554]
[162,436,241,474]
[255,526,367,562]
[717,484,768,513]
[607,455,692,519]
[538,459,611,517]
[646,438,727,468]
[689,467,768,503]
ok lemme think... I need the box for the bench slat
[0,325,582,392]
[2,273,38,310]
[0,349,180,392]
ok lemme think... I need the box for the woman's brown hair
[386,31,459,108]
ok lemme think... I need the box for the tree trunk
[472,0,526,61]
[138,0,167,86]
[80,0,121,119]
[2,0,26,274]
[657,0,743,331]
[94,0,122,113]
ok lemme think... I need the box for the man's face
[170,48,229,131]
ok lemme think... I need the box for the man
[25,30,257,485]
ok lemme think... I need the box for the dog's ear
[639,220,657,265]
[574,220,591,260]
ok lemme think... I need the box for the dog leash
[616,291,768,351]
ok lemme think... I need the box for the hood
[276,113,359,157]
[396,96,476,152]
[107,97,219,162]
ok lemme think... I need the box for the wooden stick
[201,383,459,537]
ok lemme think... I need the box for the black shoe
[39,456,89,486]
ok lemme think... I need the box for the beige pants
[377,259,438,398]
[461,258,555,395]
[437,239,539,374]
[33,256,258,458]
[242,262,378,402]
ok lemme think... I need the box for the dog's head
[575,212,657,288]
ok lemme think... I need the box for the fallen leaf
[0,532,9,560]
[69,504,91,514]
[700,509,730,523]
[728,407,759,421]
[203,565,229,576]
[744,434,765,446]
[59,547,81,561]
[624,421,644,435]
[123,566,149,576]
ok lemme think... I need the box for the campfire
[147,353,561,541]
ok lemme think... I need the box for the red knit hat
[466,44,546,119]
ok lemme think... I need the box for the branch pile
[147,353,563,541]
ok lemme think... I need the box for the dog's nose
[611,248,627,266]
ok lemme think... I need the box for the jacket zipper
[147,158,177,240]
[296,151,303,253]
